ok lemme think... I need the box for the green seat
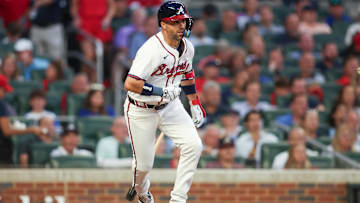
[279,67,300,78]
[46,91,63,115]
[345,152,360,163]
[332,22,350,36]
[0,43,15,58]
[195,45,215,59]
[48,80,71,94]
[50,156,97,168]
[11,134,35,165]
[66,93,86,115]
[76,116,114,147]
[322,83,341,109]
[153,154,172,168]
[309,156,334,169]
[265,128,286,141]
[198,155,217,168]
[30,142,59,167]
[10,81,43,115]
[276,94,292,108]
[205,19,221,38]
[30,69,46,80]
[324,68,342,81]
[118,143,133,158]
[313,34,342,50]
[219,31,241,45]
[263,109,291,128]
[261,83,274,95]
[318,111,330,125]
[317,136,332,146]
[261,142,289,168]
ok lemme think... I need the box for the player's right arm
[124,77,145,94]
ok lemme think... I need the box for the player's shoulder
[183,37,195,55]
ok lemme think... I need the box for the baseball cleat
[138,192,154,203]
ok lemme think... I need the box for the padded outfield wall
[0,169,359,203]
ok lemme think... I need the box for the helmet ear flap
[184,18,194,38]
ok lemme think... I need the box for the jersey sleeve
[128,39,159,81]
[184,40,195,73]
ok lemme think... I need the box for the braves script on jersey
[128,31,194,104]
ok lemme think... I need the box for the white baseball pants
[124,97,202,203]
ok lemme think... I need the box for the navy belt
[128,96,167,110]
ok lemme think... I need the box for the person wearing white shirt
[96,116,132,168]
[25,90,56,121]
[272,127,318,169]
[235,110,278,165]
[188,18,215,47]
[231,81,273,118]
[50,128,93,157]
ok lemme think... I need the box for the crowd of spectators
[0,0,360,169]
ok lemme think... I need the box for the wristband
[191,98,201,105]
[181,84,196,95]
[141,83,163,96]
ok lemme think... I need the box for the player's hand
[162,86,181,102]
[189,98,206,128]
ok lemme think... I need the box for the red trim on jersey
[128,74,145,81]
[126,102,137,186]
[162,14,191,22]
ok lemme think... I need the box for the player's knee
[183,138,202,156]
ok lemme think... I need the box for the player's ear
[160,21,167,29]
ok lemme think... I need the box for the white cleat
[138,192,154,203]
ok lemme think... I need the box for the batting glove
[162,86,182,102]
[189,97,206,128]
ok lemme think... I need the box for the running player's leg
[124,99,159,195]
[159,99,203,203]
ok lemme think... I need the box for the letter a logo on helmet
[158,1,194,37]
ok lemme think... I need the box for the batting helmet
[157,1,194,37]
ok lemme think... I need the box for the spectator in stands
[325,124,360,155]
[268,47,285,73]
[277,13,301,45]
[0,53,21,81]
[78,84,115,117]
[258,5,284,36]
[25,90,56,121]
[270,77,290,106]
[43,60,64,91]
[197,40,233,71]
[29,0,66,60]
[188,18,215,47]
[245,56,271,84]
[96,116,132,168]
[0,0,29,28]
[302,110,320,139]
[220,109,242,140]
[288,33,320,60]
[218,9,239,39]
[1,22,23,45]
[241,22,260,48]
[248,36,266,61]
[207,137,243,169]
[228,48,247,74]
[170,147,180,169]
[195,61,229,93]
[202,124,221,156]
[0,75,44,165]
[272,127,318,169]
[19,117,57,168]
[298,52,325,84]
[237,0,260,30]
[284,143,312,169]
[316,43,341,74]
[128,15,158,60]
[346,110,360,135]
[231,81,273,119]
[289,77,319,108]
[71,0,116,82]
[201,3,218,21]
[299,5,332,35]
[221,69,249,106]
[343,32,360,58]
[294,0,312,17]
[235,110,278,166]
[51,127,93,157]
[127,0,161,9]
[201,81,226,126]
[334,85,360,114]
[60,73,90,114]
[113,7,146,54]
[276,94,308,128]
[329,102,347,137]
[326,0,352,27]
[14,39,49,81]
[336,56,359,86]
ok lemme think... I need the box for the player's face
[163,19,186,41]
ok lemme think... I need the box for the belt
[128,96,167,110]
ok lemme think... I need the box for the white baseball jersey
[127,31,194,104]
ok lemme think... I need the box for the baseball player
[123,1,206,203]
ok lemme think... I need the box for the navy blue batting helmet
[157,1,193,37]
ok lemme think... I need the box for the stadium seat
[76,116,114,147]
[0,43,15,58]
[153,154,172,168]
[66,93,86,115]
[46,91,63,115]
[324,68,342,82]
[309,156,334,169]
[264,128,286,140]
[261,142,289,168]
[30,69,46,80]
[50,156,97,168]
[219,31,242,45]
[316,136,332,146]
[118,143,133,158]
[30,142,59,167]
[279,67,300,78]
[345,152,360,163]
[263,109,291,128]
[48,80,71,94]
[198,155,217,168]
[10,81,43,115]
[321,83,341,109]
[205,19,221,38]
[11,134,35,165]
[276,95,292,108]
[261,83,274,95]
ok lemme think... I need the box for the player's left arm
[181,71,206,128]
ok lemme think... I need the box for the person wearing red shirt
[336,56,359,86]
[0,0,30,28]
